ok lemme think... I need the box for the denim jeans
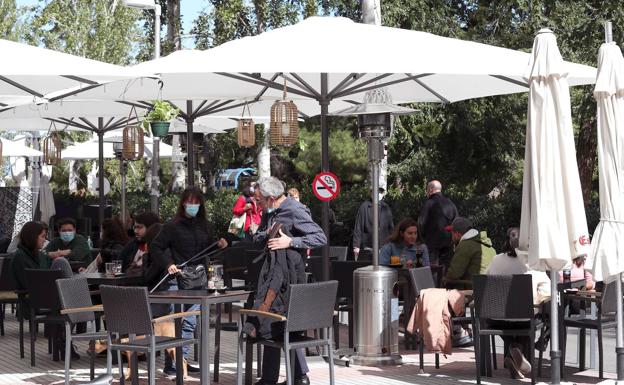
[166,282,199,360]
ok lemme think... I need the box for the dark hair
[101,218,129,245]
[387,218,419,244]
[57,217,76,230]
[144,223,163,248]
[133,212,160,229]
[19,221,46,255]
[176,187,207,225]
[503,227,520,257]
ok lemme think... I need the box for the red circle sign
[312,172,341,202]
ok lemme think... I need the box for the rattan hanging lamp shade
[270,76,299,146]
[122,107,144,160]
[43,132,61,165]
[237,103,255,147]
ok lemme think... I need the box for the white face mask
[378,193,385,201]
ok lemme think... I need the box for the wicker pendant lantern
[270,76,299,146]
[237,103,255,147]
[122,107,144,160]
[43,125,61,166]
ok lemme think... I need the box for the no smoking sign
[312,171,341,202]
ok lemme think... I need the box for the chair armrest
[239,309,287,321]
[153,310,201,323]
[564,294,601,303]
[89,290,101,296]
[60,304,103,315]
[576,290,601,298]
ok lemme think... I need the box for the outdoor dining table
[149,289,252,385]
[82,272,144,286]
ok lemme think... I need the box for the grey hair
[427,180,442,192]
[257,176,285,198]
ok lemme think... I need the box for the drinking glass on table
[112,260,122,274]
[105,262,115,276]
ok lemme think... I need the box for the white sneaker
[510,347,531,376]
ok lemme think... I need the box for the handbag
[228,212,247,236]
[177,264,207,290]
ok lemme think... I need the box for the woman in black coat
[95,218,128,273]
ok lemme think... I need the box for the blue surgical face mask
[60,231,75,243]
[185,204,200,217]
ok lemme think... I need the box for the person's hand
[59,249,71,257]
[406,260,414,268]
[168,264,180,275]
[353,247,360,258]
[267,229,292,250]
[95,254,102,265]
[217,238,228,249]
[78,267,86,273]
[244,203,252,210]
[258,302,270,313]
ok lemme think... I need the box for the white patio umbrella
[586,39,624,382]
[61,135,174,160]
[0,137,43,157]
[518,28,590,384]
[0,39,150,100]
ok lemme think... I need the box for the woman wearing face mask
[149,187,228,374]
[379,218,429,267]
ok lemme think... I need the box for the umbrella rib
[195,100,223,117]
[254,73,281,99]
[192,100,209,117]
[406,73,450,104]
[78,117,98,130]
[48,83,104,102]
[51,117,93,131]
[332,73,395,98]
[283,73,322,99]
[335,73,434,99]
[206,100,249,115]
[0,75,44,98]
[489,75,529,88]
[218,72,316,99]
[328,73,366,99]
[61,75,99,85]
[103,117,116,129]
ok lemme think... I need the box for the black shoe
[277,374,310,385]
[186,363,201,373]
[254,380,277,385]
[60,344,81,360]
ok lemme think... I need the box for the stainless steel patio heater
[104,137,129,228]
[333,88,415,366]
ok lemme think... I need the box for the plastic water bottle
[87,236,93,249]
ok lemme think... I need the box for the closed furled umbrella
[518,29,590,385]
[586,27,624,382]
[37,174,55,226]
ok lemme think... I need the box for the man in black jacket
[352,188,394,260]
[418,180,458,268]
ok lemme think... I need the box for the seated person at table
[445,216,495,289]
[379,217,429,267]
[45,217,90,263]
[485,227,550,380]
[117,212,160,273]
[94,218,129,272]
[11,221,73,290]
[558,254,595,290]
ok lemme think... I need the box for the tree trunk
[166,0,181,51]
[576,120,597,206]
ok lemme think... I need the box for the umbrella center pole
[550,269,561,384]
[368,138,384,267]
[120,159,127,229]
[150,138,160,215]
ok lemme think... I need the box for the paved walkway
[0,304,615,385]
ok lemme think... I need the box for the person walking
[231,184,262,241]
[417,180,458,268]
[247,177,327,385]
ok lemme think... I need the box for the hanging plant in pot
[142,100,180,137]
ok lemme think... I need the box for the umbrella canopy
[61,135,175,160]
[587,42,624,282]
[518,28,590,271]
[0,39,150,100]
[0,137,43,157]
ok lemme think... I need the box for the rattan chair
[99,285,198,385]
[561,280,618,379]
[330,260,369,348]
[238,281,339,385]
[56,277,110,385]
[24,269,66,367]
[0,255,18,336]
[472,274,543,385]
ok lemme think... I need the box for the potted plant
[143,100,180,137]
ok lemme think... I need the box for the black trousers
[262,346,309,382]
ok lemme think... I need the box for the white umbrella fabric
[518,28,590,385]
[37,174,55,226]
[586,40,624,383]
[0,138,43,157]
[61,135,175,160]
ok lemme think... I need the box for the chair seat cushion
[71,330,108,341]
[111,336,196,352]
[564,316,616,329]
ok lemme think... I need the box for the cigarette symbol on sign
[318,176,336,192]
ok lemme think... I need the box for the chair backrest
[0,256,16,291]
[286,280,339,333]
[24,269,65,312]
[330,246,348,261]
[601,280,618,315]
[357,249,372,262]
[100,285,153,336]
[307,256,324,283]
[330,260,370,303]
[56,277,95,324]
[408,267,436,297]
[472,274,534,320]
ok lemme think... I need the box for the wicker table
[149,290,251,385]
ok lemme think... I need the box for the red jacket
[232,195,262,232]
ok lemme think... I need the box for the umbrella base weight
[617,347,624,381]
[350,353,402,367]
[550,350,561,385]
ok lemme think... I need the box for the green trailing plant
[142,100,180,129]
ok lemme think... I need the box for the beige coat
[407,288,465,354]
